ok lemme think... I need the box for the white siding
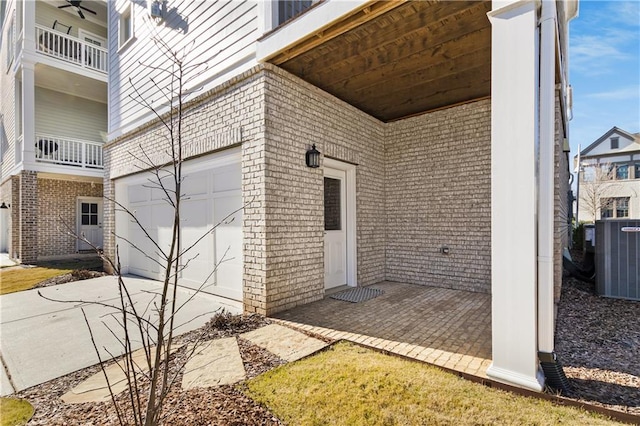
[35,1,107,40]
[108,0,259,137]
[0,0,18,180]
[35,87,107,142]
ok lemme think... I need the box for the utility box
[595,220,640,301]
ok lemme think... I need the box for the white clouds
[585,85,640,100]
[570,1,639,76]
[609,1,640,27]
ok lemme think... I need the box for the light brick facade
[37,178,103,257]
[104,65,569,315]
[386,100,492,293]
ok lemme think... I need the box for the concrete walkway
[0,275,241,396]
[0,253,17,268]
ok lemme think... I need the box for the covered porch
[274,282,492,378]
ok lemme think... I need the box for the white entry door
[77,198,103,250]
[324,167,347,289]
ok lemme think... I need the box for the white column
[22,0,36,52]
[21,62,36,166]
[486,0,544,391]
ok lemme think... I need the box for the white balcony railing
[35,134,104,169]
[35,25,108,74]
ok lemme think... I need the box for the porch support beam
[21,62,36,167]
[486,0,544,391]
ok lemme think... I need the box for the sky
[569,0,640,160]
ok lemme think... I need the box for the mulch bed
[556,274,640,415]
[33,270,108,289]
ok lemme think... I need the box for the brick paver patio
[273,281,492,377]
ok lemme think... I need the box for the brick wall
[262,66,386,314]
[385,100,492,293]
[37,178,103,257]
[19,171,38,263]
[10,175,19,259]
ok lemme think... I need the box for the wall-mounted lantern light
[149,0,164,23]
[306,144,320,168]
[0,202,10,209]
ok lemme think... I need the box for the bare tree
[578,162,621,222]
[41,36,243,426]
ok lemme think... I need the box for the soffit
[274,0,492,121]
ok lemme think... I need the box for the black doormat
[329,287,384,303]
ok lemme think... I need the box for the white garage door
[120,149,243,302]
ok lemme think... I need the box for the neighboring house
[575,127,640,222]
[105,0,576,392]
[0,0,107,262]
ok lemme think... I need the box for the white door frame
[76,196,103,251]
[324,158,357,288]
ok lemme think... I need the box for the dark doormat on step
[330,287,384,303]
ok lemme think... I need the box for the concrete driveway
[0,275,241,396]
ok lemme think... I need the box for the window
[118,4,134,49]
[616,198,629,218]
[277,0,316,25]
[81,203,99,225]
[634,163,640,180]
[324,177,341,231]
[616,164,629,180]
[601,197,630,219]
[5,14,15,70]
[610,137,619,149]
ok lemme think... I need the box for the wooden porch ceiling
[274,0,492,122]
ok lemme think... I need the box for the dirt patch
[33,270,108,289]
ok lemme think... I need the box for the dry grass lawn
[0,267,73,295]
[0,397,34,426]
[0,258,102,295]
[246,342,622,426]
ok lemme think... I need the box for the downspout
[537,0,569,392]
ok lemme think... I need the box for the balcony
[35,25,108,74]
[35,134,104,169]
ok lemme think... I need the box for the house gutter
[537,0,570,392]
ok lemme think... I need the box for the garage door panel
[128,184,149,204]
[129,205,157,277]
[180,197,215,290]
[212,193,242,300]
[154,203,175,271]
[151,175,176,202]
[183,170,209,197]
[213,165,241,192]
[122,150,243,302]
